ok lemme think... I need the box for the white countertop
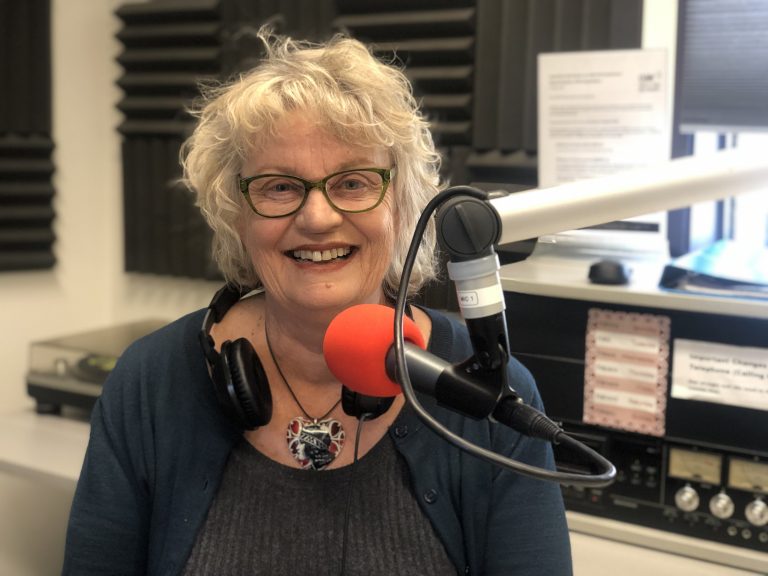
[500,252,768,319]
[569,512,767,574]
[0,409,89,485]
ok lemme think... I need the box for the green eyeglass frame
[238,167,393,218]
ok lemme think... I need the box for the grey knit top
[182,432,456,576]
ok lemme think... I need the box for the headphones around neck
[199,284,394,430]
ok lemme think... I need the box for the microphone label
[459,292,479,306]
[456,284,505,312]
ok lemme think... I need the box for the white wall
[0,0,220,414]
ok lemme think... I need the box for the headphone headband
[199,285,253,365]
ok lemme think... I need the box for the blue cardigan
[62,307,572,575]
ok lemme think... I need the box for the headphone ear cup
[341,385,395,420]
[218,338,273,429]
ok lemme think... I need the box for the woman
[63,30,572,575]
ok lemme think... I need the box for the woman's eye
[334,174,375,192]
[258,179,302,195]
[341,178,364,189]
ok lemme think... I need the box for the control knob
[709,492,735,519]
[745,499,768,527]
[675,484,700,512]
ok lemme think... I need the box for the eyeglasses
[238,167,393,218]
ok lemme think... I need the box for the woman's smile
[288,245,354,264]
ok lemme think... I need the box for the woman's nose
[294,187,343,230]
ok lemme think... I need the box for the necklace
[265,324,345,471]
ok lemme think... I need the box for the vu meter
[668,448,722,513]
[729,458,768,527]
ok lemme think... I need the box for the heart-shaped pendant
[286,416,345,470]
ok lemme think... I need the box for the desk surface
[570,529,763,575]
[0,409,88,485]
[500,253,768,319]
[1,409,766,575]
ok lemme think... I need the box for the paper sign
[538,49,670,187]
[671,339,768,411]
[584,308,671,436]
[537,49,670,242]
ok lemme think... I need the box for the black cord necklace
[265,322,345,470]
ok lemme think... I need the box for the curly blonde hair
[180,29,442,299]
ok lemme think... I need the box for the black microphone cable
[393,186,616,487]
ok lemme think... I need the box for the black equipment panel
[505,291,768,553]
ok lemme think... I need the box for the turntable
[26,319,167,414]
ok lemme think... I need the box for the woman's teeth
[292,247,352,262]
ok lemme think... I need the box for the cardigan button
[394,425,409,438]
[423,488,439,504]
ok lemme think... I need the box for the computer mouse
[588,259,632,285]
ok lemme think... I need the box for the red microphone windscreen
[323,304,426,397]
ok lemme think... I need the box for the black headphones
[199,284,395,430]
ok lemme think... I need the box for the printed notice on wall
[537,49,670,243]
[671,339,768,412]
[584,309,671,437]
[538,49,669,187]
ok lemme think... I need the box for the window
[688,132,768,251]
[728,134,768,247]
[674,0,768,257]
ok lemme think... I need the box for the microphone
[325,305,616,484]
[324,304,561,438]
